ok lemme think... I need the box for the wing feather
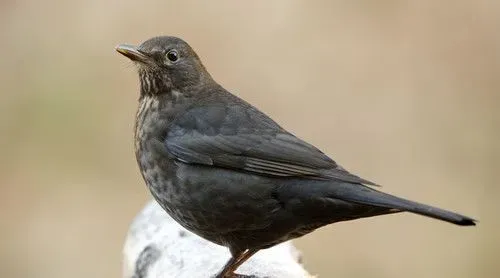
[165,104,378,185]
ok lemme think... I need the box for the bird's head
[116,36,212,97]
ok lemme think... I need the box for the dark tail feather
[330,184,477,226]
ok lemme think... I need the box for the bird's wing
[166,104,377,185]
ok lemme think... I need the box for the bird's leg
[215,249,258,278]
[230,249,258,275]
[214,250,247,278]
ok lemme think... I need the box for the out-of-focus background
[0,1,497,277]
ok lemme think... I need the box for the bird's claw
[212,273,260,278]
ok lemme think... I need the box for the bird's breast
[134,95,178,190]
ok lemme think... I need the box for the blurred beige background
[0,1,497,278]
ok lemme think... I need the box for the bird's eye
[166,50,179,62]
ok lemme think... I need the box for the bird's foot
[233,274,259,278]
[212,273,259,278]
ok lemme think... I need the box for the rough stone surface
[123,200,313,278]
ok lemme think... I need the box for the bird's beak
[115,44,149,63]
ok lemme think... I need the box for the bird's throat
[139,71,172,97]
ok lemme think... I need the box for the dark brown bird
[116,36,476,278]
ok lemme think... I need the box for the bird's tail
[329,183,476,226]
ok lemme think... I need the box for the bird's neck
[134,88,193,144]
[139,71,171,97]
[138,71,213,98]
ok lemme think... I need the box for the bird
[116,36,476,278]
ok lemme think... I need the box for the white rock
[123,200,313,278]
